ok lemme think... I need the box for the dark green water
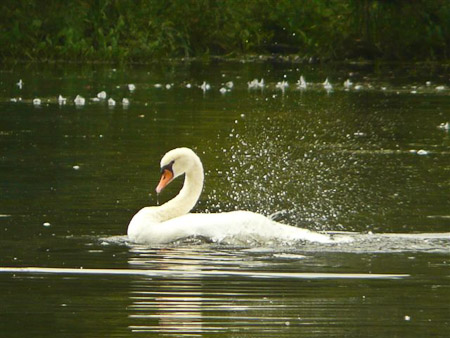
[0,62,449,337]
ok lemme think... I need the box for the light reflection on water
[124,239,447,336]
[0,233,449,337]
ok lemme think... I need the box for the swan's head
[156,147,201,194]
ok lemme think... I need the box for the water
[0,61,449,337]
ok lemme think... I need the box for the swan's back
[131,210,333,244]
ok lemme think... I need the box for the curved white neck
[157,158,204,221]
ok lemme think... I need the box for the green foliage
[1,0,449,62]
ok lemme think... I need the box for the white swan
[127,147,340,245]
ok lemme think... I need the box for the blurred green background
[1,0,449,62]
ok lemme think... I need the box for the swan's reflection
[127,245,210,336]
[126,244,294,335]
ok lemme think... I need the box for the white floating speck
[43,222,51,227]
[74,95,85,106]
[17,79,23,89]
[435,85,445,91]
[154,83,162,88]
[97,91,107,99]
[108,98,116,106]
[323,78,333,91]
[33,98,41,106]
[165,84,172,89]
[297,75,307,89]
[275,80,289,92]
[58,95,67,105]
[122,98,130,106]
[128,84,136,91]
[426,81,431,86]
[200,81,210,92]
[417,149,429,155]
[10,98,17,102]
[248,78,264,89]
[73,165,80,170]
[344,79,353,88]
[404,315,411,321]
[354,84,363,90]
[186,83,192,88]
[226,81,234,89]
[219,87,227,94]
[438,122,450,131]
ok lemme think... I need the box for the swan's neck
[157,159,204,222]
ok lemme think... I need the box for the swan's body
[127,148,338,245]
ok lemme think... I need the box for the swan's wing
[163,211,334,244]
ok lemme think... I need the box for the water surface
[0,61,449,337]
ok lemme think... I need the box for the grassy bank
[1,0,449,63]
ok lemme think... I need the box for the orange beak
[156,168,174,194]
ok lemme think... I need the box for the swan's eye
[160,160,175,175]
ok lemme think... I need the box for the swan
[127,147,340,245]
